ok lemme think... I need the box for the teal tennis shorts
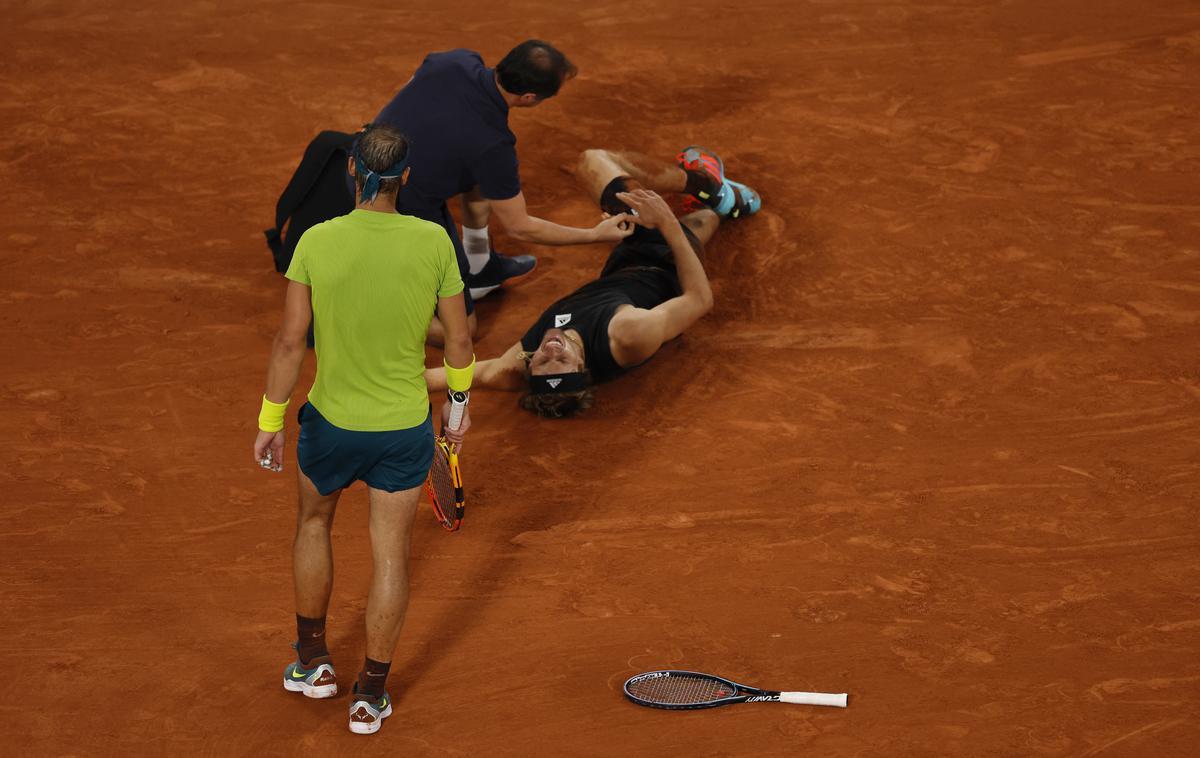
[296,402,434,495]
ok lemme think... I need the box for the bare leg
[427,311,478,347]
[576,149,688,204]
[459,185,491,228]
[680,209,720,248]
[363,484,422,662]
[577,149,722,251]
[294,471,342,618]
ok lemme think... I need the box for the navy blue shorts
[296,402,434,496]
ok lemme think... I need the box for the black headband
[528,372,589,395]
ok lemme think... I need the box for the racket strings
[628,674,735,705]
[429,450,456,518]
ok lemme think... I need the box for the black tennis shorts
[598,176,704,279]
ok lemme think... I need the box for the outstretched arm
[426,342,527,392]
[607,190,714,368]
[489,191,633,245]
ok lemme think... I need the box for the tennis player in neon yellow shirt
[252,124,475,735]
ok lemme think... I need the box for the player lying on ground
[253,124,476,735]
[425,146,760,417]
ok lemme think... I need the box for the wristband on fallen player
[444,355,476,392]
[258,395,289,432]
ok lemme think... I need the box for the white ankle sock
[462,225,491,274]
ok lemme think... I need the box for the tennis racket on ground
[624,670,847,710]
[426,391,467,531]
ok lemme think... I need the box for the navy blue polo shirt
[375,49,522,214]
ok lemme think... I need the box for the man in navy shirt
[374,40,633,340]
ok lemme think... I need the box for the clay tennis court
[4,0,1199,754]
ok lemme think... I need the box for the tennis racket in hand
[426,391,467,531]
[624,670,847,710]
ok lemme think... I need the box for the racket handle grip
[447,390,468,431]
[780,691,848,708]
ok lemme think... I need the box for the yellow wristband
[444,354,476,393]
[258,395,289,432]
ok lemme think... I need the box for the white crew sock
[462,225,491,274]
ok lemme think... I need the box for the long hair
[519,385,595,418]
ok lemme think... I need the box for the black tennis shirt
[521,231,684,384]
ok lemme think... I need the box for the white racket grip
[447,396,467,431]
[780,691,848,708]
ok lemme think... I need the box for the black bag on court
[264,130,355,273]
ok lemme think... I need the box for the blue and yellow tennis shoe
[348,687,393,735]
[282,645,338,699]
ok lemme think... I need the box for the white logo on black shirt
[554,313,571,327]
[547,378,563,388]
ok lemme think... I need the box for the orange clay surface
[3,1,1199,755]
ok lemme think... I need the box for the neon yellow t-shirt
[285,209,463,431]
